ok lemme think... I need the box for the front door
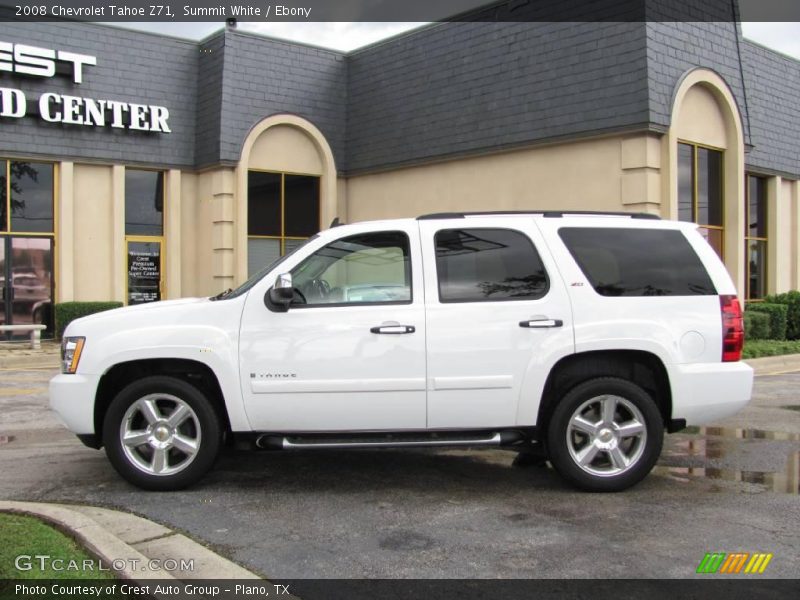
[419,218,573,428]
[1,236,55,340]
[239,224,427,431]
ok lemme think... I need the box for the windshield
[210,235,317,301]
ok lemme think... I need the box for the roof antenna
[329,217,342,228]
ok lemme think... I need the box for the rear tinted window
[558,227,716,297]
[435,228,549,302]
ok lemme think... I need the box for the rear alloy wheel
[103,376,222,490]
[547,377,663,492]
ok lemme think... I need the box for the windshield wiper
[210,288,233,301]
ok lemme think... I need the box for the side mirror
[267,272,294,308]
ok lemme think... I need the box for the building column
[723,150,746,296]
[766,176,787,294]
[620,134,662,215]
[56,162,74,303]
[111,165,125,302]
[165,169,182,299]
[792,180,800,291]
[211,168,236,291]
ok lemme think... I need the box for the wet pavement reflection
[658,426,800,495]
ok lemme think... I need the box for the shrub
[743,311,770,341]
[745,302,788,340]
[764,291,800,340]
[55,302,123,340]
[742,339,800,359]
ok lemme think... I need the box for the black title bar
[0,0,799,22]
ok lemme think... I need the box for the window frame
[677,140,725,259]
[2,159,56,236]
[744,173,768,301]
[123,168,166,305]
[247,168,321,261]
[433,227,550,304]
[288,230,414,309]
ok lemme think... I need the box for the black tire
[546,377,663,492]
[103,375,222,491]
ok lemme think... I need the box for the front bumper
[49,373,101,435]
[669,361,754,425]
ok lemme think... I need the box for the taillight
[720,294,743,362]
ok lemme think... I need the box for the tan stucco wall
[72,164,114,301]
[344,136,643,222]
[673,85,728,149]
[185,170,220,297]
[248,124,323,175]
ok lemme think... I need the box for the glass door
[1,236,54,340]
[126,239,163,305]
[0,240,6,329]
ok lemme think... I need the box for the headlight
[61,337,85,374]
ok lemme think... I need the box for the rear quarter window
[558,227,716,296]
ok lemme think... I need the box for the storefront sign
[0,41,171,132]
[128,242,162,305]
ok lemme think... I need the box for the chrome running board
[254,431,526,450]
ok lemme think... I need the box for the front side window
[291,231,411,306]
[248,171,320,276]
[434,228,548,302]
[558,227,716,297]
[678,142,724,258]
[745,174,768,300]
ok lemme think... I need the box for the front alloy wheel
[120,394,202,477]
[547,377,663,492]
[103,376,222,490]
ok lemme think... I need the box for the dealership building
[1,15,799,335]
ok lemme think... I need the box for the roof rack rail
[416,210,660,220]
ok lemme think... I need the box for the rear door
[418,217,574,428]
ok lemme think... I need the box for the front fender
[81,326,250,432]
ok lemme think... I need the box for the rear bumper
[49,373,100,435]
[669,361,754,426]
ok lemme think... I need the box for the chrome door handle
[519,319,563,328]
[370,325,416,334]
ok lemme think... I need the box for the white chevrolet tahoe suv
[50,211,753,492]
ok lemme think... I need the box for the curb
[0,501,261,581]
[745,353,800,376]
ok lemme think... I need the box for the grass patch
[0,513,113,579]
[742,339,800,359]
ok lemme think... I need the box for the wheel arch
[536,350,676,439]
[93,358,231,448]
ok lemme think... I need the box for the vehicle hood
[63,297,239,338]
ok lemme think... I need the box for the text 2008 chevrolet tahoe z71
[50,211,753,492]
